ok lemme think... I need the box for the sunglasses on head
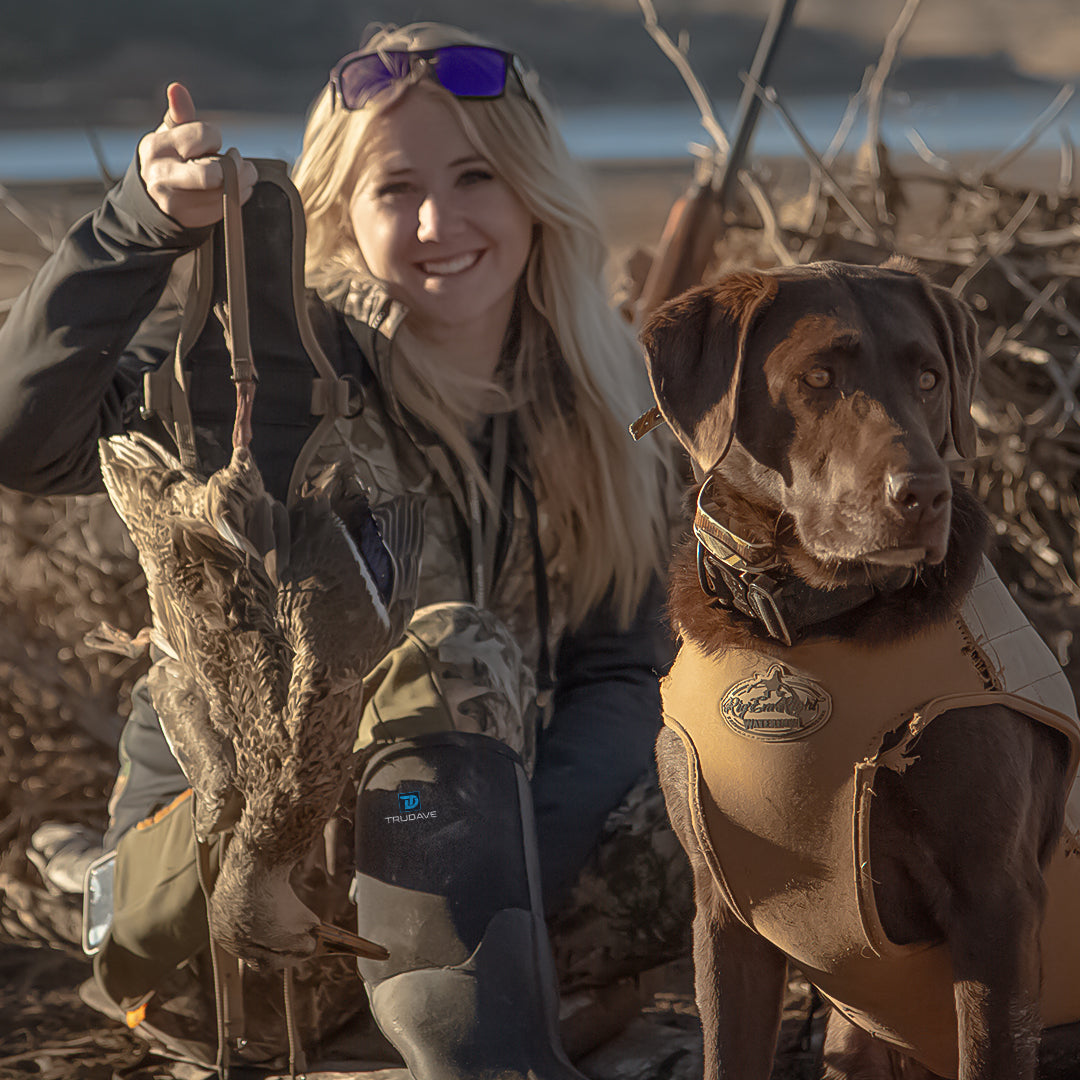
[330,44,540,117]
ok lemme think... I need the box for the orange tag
[125,1003,147,1029]
[136,788,193,830]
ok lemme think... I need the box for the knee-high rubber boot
[352,731,588,1080]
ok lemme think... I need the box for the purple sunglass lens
[338,51,411,109]
[432,46,508,98]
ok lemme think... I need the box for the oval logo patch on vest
[719,663,832,741]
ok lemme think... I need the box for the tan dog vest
[662,558,1080,1078]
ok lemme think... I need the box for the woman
[0,22,689,1077]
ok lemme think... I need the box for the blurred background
[1,0,1079,179]
[3,0,1080,119]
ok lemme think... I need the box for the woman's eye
[458,168,495,186]
[919,370,940,391]
[373,181,413,199]
[803,369,832,389]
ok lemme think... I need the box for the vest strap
[140,155,362,506]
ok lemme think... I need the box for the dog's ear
[927,284,980,459]
[640,273,777,471]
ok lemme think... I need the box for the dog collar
[693,478,878,646]
[629,405,665,440]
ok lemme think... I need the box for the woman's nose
[416,194,462,243]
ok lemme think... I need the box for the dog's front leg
[694,877,788,1080]
[656,726,787,1078]
[950,888,1043,1080]
[939,705,1063,1080]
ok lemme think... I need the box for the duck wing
[304,463,423,635]
[285,463,423,676]
[100,434,293,737]
[230,466,421,869]
[370,491,424,645]
[98,433,205,549]
[146,657,243,841]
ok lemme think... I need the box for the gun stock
[635,175,723,322]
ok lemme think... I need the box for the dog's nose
[885,471,950,519]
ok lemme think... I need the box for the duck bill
[313,920,390,961]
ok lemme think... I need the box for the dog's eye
[803,369,832,389]
[919,370,940,391]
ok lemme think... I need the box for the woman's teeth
[420,252,480,276]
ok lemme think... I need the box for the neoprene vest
[662,557,1080,1078]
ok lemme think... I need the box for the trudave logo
[385,789,438,824]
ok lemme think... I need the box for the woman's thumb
[162,82,197,129]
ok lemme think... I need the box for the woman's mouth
[418,251,482,276]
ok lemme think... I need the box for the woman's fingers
[237,158,258,205]
[139,157,258,229]
[138,82,258,228]
[141,158,226,229]
[138,80,223,228]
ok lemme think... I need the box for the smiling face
[348,87,535,355]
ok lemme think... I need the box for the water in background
[0,85,1075,182]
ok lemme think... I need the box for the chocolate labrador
[639,260,1080,1080]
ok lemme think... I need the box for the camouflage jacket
[316,276,574,685]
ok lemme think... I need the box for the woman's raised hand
[138,82,258,229]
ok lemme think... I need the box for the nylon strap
[142,153,358,506]
[219,150,256,451]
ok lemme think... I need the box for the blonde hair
[292,25,678,627]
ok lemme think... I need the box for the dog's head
[640,260,979,571]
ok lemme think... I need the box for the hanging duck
[99,431,421,969]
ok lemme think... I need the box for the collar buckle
[744,574,793,646]
[697,542,794,647]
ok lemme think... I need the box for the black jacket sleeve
[530,575,673,914]
[0,155,211,496]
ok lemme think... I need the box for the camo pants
[356,601,693,990]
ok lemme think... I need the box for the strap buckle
[312,373,364,420]
[696,543,793,646]
[230,356,257,386]
[744,573,793,646]
[697,543,731,604]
